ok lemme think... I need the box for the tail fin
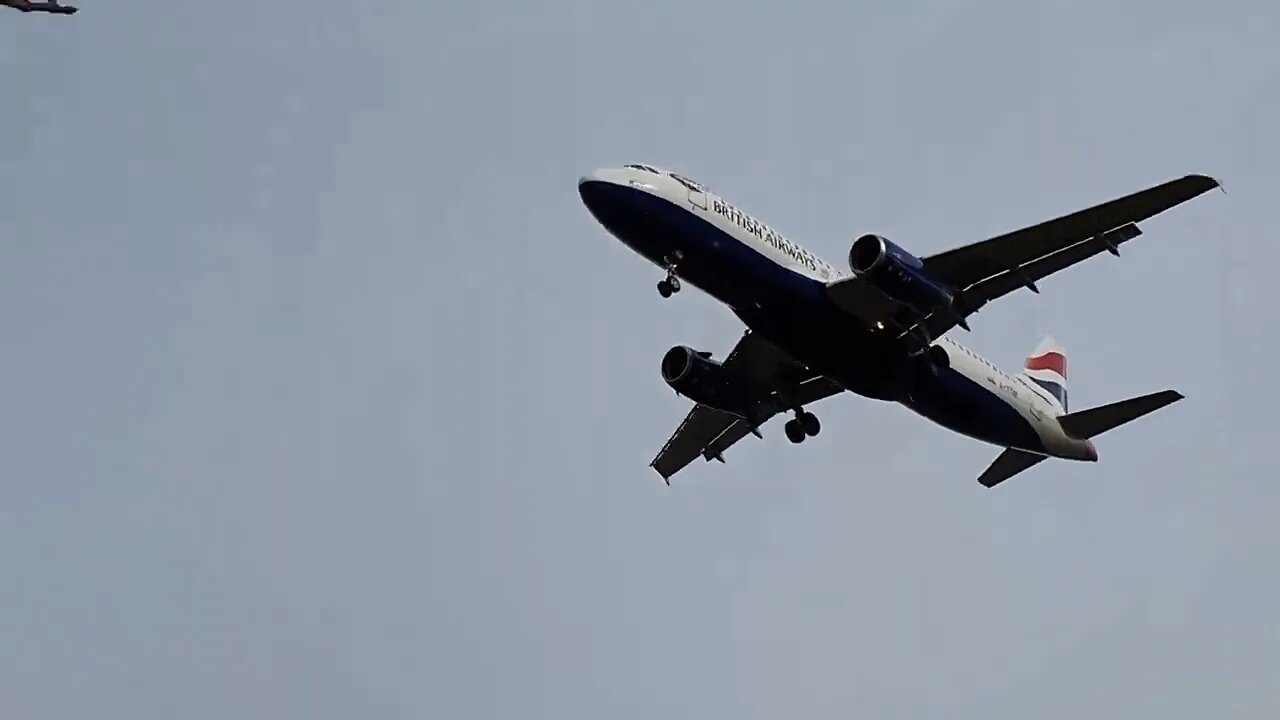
[1021,336,1068,412]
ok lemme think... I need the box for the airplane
[577,163,1220,488]
[0,0,78,14]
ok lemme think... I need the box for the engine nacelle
[660,345,757,418]
[848,233,956,315]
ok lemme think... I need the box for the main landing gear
[783,409,820,444]
[657,251,683,298]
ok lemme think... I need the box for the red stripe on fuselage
[1025,351,1066,376]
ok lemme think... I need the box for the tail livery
[978,336,1184,488]
[1022,336,1068,411]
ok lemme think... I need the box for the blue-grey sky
[1,0,1274,717]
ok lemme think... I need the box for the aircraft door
[671,172,707,210]
[687,183,707,210]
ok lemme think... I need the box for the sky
[0,0,1275,717]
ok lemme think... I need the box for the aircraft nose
[578,168,651,238]
[578,168,621,193]
[578,168,630,215]
[578,173,608,207]
[578,168,607,197]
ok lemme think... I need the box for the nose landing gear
[657,251,683,298]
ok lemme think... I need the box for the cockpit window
[668,172,705,192]
[624,164,660,174]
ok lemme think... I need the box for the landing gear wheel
[800,411,820,437]
[784,419,805,444]
[658,252,683,298]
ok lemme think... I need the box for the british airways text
[711,199,826,274]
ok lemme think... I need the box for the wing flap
[649,332,845,482]
[651,405,742,482]
[963,223,1142,305]
[697,375,846,465]
[912,223,1142,340]
[924,174,1219,290]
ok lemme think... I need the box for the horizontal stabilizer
[977,447,1048,488]
[1058,390,1184,440]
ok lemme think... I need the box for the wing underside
[650,332,844,482]
[826,174,1219,349]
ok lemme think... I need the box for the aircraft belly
[906,369,1045,452]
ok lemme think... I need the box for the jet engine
[891,342,956,403]
[660,345,758,418]
[848,233,957,316]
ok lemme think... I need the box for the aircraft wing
[907,221,1145,344]
[922,174,1219,289]
[826,174,1219,349]
[650,330,845,482]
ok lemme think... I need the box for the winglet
[1185,173,1224,195]
[1186,173,1220,190]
